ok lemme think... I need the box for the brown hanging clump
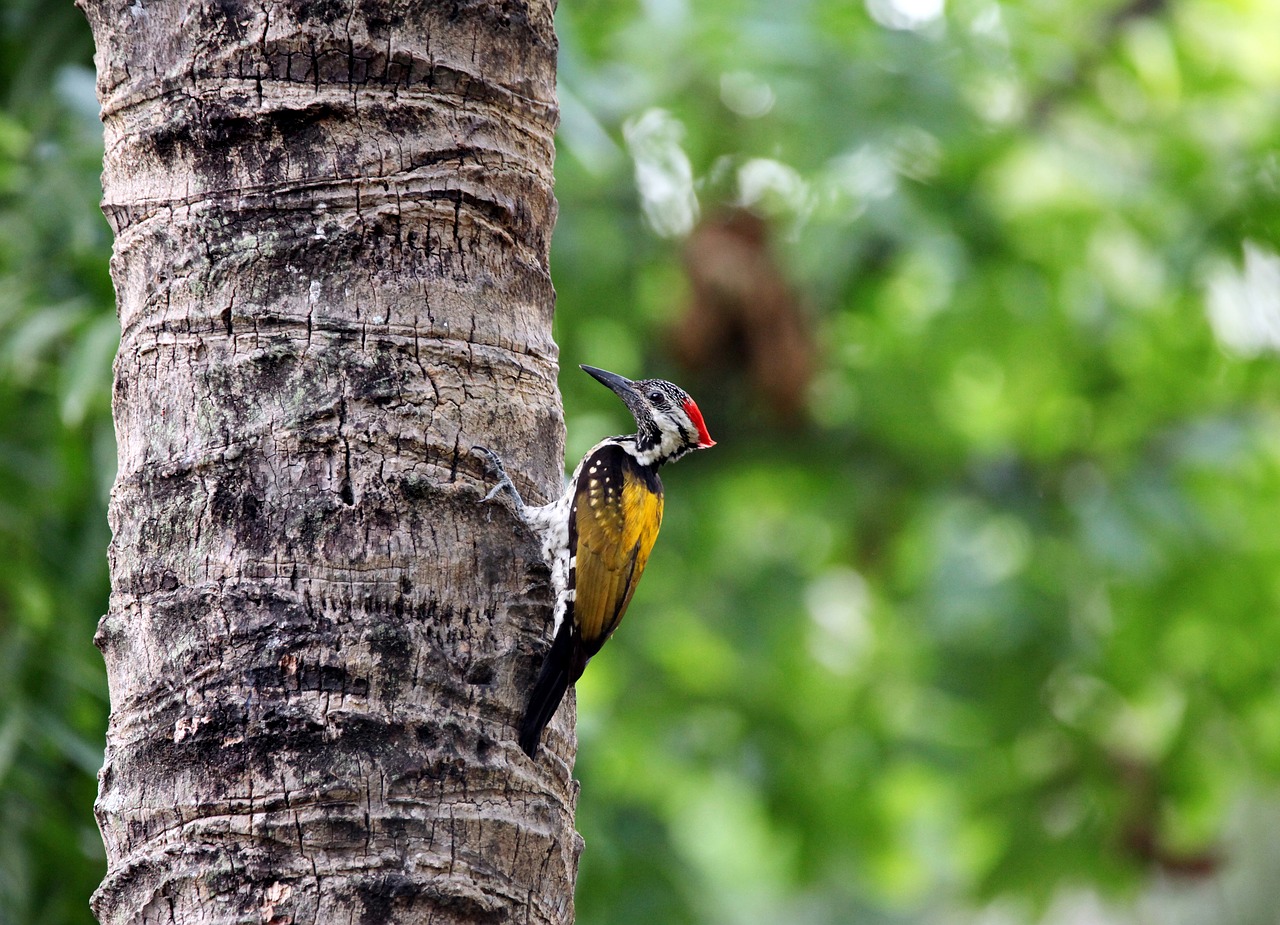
[672,208,816,424]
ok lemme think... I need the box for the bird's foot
[471,445,526,510]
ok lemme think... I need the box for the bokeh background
[4,0,1280,921]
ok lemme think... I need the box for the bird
[473,364,716,758]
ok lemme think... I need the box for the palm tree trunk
[80,0,575,921]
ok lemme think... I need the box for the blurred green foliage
[4,0,1280,922]
[552,0,1280,923]
[0,0,116,921]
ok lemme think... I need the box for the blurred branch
[1029,0,1171,127]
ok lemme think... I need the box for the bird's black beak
[581,364,650,425]
[581,365,642,405]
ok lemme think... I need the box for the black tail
[519,620,578,758]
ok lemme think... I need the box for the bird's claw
[471,444,504,474]
[471,444,519,508]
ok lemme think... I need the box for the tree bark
[81,1,575,922]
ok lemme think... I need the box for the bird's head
[581,365,715,465]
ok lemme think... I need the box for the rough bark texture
[82,1,575,921]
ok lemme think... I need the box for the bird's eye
[647,391,664,404]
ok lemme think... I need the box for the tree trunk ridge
[82,0,575,921]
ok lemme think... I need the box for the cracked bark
[81,1,575,922]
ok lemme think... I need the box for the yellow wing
[570,447,664,657]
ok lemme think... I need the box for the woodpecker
[474,364,716,758]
